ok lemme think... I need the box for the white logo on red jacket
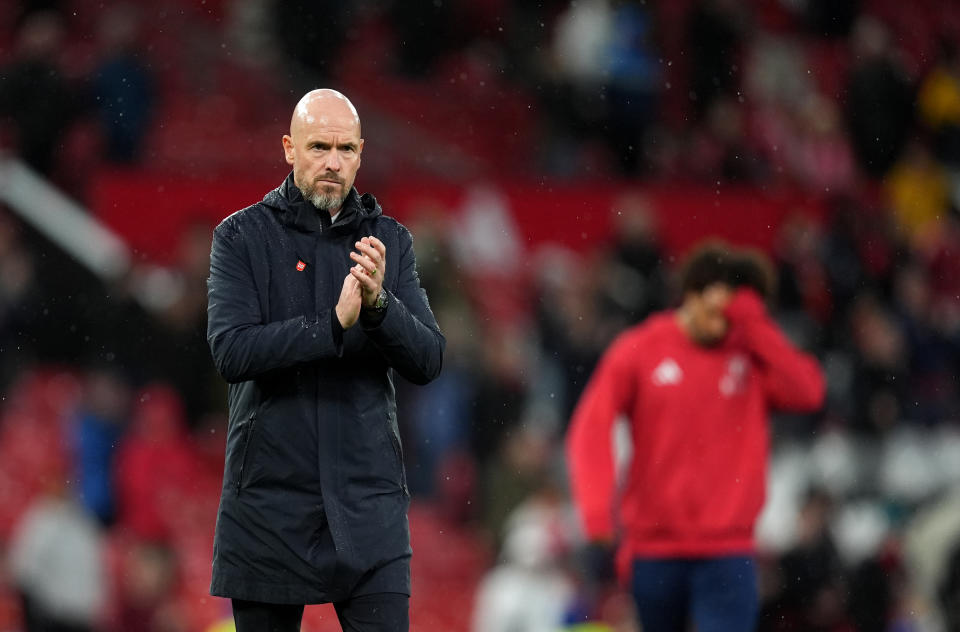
[652,357,683,386]
[719,353,749,396]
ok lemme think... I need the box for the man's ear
[282,135,295,166]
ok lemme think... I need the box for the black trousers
[232,593,409,632]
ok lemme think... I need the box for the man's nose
[325,149,341,171]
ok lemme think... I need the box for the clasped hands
[336,236,386,329]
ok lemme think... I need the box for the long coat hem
[211,571,332,605]
[210,552,412,604]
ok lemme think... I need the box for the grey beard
[300,183,347,212]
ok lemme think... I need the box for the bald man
[206,89,445,632]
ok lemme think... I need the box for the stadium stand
[1,1,960,630]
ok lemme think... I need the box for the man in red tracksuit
[566,242,825,632]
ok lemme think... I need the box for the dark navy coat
[206,174,444,604]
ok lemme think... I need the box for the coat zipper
[236,411,257,495]
[387,430,409,497]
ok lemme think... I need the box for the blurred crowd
[1,0,960,631]
[2,0,960,190]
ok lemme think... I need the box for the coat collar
[273,172,363,234]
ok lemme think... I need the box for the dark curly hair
[678,240,775,300]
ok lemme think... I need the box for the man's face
[282,95,363,214]
[684,283,734,345]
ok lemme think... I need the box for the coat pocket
[385,423,410,498]
[235,411,258,494]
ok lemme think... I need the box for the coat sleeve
[565,333,638,542]
[206,218,343,384]
[725,289,826,412]
[359,225,445,385]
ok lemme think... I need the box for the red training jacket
[566,289,825,569]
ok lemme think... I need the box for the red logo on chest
[296,260,306,271]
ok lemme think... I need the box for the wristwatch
[370,288,388,311]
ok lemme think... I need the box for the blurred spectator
[821,200,900,324]
[7,481,107,632]
[469,322,530,464]
[141,221,222,425]
[113,385,197,542]
[0,11,81,175]
[404,301,477,496]
[544,0,615,174]
[405,204,469,312]
[788,93,855,193]
[917,38,960,167]
[71,367,131,525]
[449,186,522,284]
[91,4,154,164]
[745,31,814,109]
[903,491,960,630]
[545,0,660,174]
[688,96,767,182]
[399,207,479,495]
[598,193,667,327]
[921,212,960,331]
[892,261,958,424]
[602,0,661,174]
[687,0,747,119]
[758,488,851,631]
[533,249,609,423]
[480,427,554,549]
[110,538,184,632]
[847,541,907,632]
[844,16,914,178]
[885,138,950,241]
[774,213,832,326]
[743,32,816,186]
[848,294,907,433]
[551,0,612,95]
[472,486,578,632]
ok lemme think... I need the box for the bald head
[282,89,364,215]
[290,89,361,139]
